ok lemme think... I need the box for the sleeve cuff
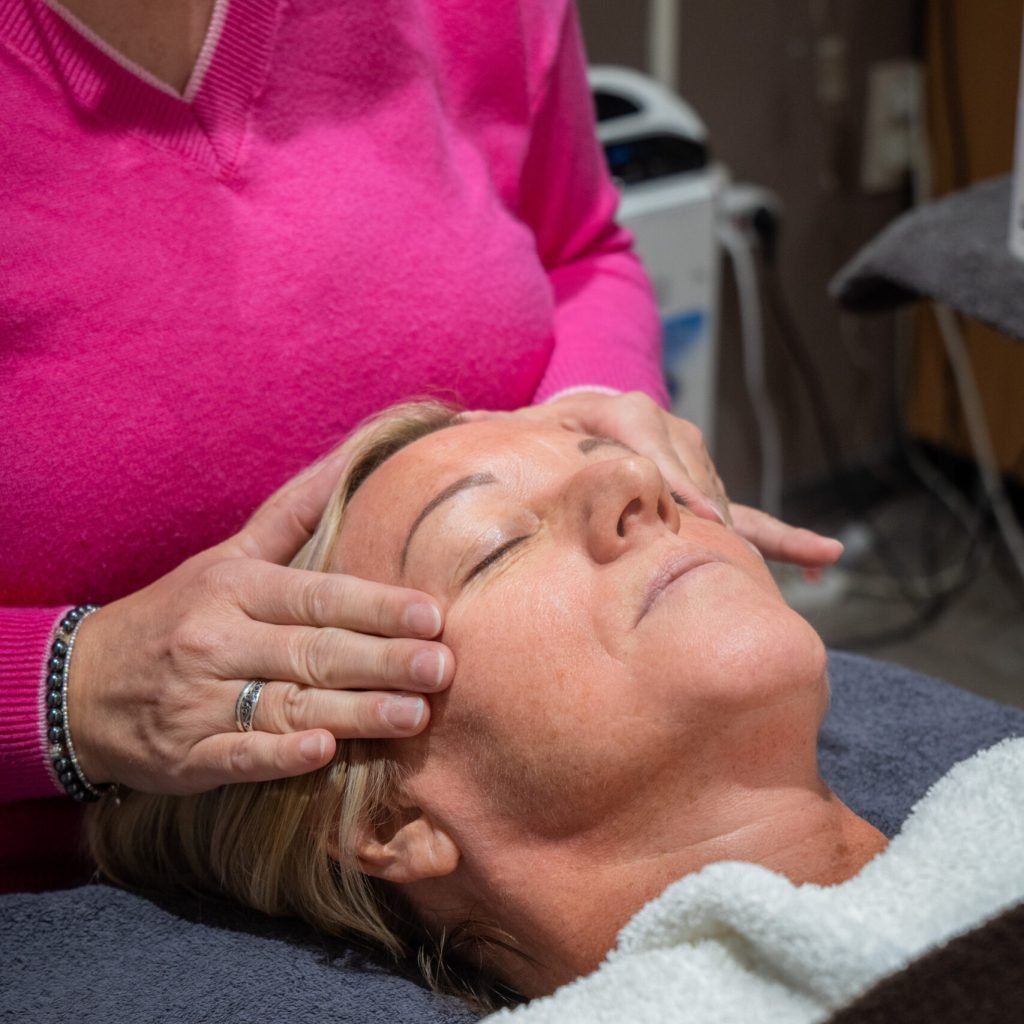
[541,384,622,404]
[0,607,73,801]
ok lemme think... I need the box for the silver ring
[235,679,267,733]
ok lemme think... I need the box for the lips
[636,549,715,624]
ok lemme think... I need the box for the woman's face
[334,419,827,838]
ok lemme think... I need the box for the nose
[566,454,681,564]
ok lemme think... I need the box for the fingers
[236,622,453,694]
[183,729,339,790]
[180,683,433,790]
[243,682,431,739]
[223,560,443,638]
[193,561,454,692]
[570,392,730,527]
[467,395,734,527]
[665,418,729,506]
[625,404,730,526]
[730,504,844,567]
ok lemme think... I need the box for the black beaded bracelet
[46,604,107,802]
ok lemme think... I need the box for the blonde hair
[86,400,519,1011]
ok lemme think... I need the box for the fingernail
[411,648,446,688]
[403,602,441,637]
[299,734,327,762]
[383,696,426,730]
[710,497,730,525]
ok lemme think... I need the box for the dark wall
[578,1,919,504]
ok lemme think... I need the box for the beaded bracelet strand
[46,604,108,802]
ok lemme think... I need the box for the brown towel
[828,900,1024,1024]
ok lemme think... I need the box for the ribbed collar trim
[0,0,283,174]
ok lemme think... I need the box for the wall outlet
[861,60,924,194]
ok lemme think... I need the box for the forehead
[362,418,589,501]
[332,419,578,579]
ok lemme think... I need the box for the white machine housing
[589,66,726,443]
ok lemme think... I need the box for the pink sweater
[0,0,664,887]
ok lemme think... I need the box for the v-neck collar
[0,0,283,175]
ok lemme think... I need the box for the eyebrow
[577,435,636,455]
[398,437,633,576]
[400,472,497,575]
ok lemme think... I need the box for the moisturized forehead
[332,419,549,582]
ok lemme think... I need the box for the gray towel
[829,176,1024,341]
[820,651,1024,837]
[2,652,1022,1022]
[0,885,481,1023]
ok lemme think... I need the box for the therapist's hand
[469,391,843,568]
[67,448,454,796]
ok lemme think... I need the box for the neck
[54,0,216,95]
[438,775,888,998]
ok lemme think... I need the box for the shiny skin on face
[333,419,827,838]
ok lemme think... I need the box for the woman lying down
[88,401,1024,1021]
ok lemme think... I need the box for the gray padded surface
[830,176,1024,340]
[0,885,481,1024]
[2,652,1023,1022]
[821,650,1024,837]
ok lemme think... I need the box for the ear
[349,808,460,884]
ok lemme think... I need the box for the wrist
[66,606,117,787]
[46,605,111,798]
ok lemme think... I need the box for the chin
[651,587,828,719]
[725,602,825,702]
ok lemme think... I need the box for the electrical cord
[716,214,784,518]
[718,169,1012,644]
[740,198,993,645]
[891,7,1024,614]
[931,303,1024,586]
[715,5,1022,644]
[905,2,1024,598]
[890,307,993,591]
[762,257,985,626]
[752,208,951,605]
[897,40,1024,597]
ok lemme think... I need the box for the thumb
[226,446,352,564]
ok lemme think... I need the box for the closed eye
[464,535,529,584]
[670,490,690,509]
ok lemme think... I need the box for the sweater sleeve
[0,607,68,801]
[518,4,669,408]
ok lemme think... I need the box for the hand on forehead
[332,418,654,584]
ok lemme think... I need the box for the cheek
[683,519,780,591]
[427,573,632,823]
[442,570,605,724]
[622,527,826,718]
